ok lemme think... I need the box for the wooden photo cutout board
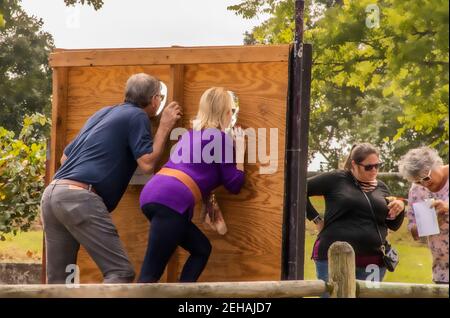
[48,45,290,283]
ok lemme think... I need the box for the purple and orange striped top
[139,129,245,217]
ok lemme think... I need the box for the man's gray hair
[124,73,160,108]
[398,146,444,181]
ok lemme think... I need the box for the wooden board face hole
[228,90,240,130]
[155,81,168,116]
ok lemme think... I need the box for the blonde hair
[193,87,233,131]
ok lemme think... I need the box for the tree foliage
[0,0,54,133]
[0,114,50,240]
[230,0,449,170]
[63,0,104,10]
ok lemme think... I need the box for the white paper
[412,200,440,237]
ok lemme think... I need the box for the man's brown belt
[51,179,97,194]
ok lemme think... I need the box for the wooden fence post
[328,241,356,298]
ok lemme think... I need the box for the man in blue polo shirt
[40,73,182,284]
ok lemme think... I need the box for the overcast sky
[21,0,268,48]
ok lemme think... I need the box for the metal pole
[282,0,311,280]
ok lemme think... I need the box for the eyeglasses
[414,169,432,184]
[154,94,165,100]
[356,162,382,171]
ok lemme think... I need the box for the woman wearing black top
[307,143,405,287]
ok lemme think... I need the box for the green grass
[0,231,43,263]
[304,229,433,284]
[306,196,434,284]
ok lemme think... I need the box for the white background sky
[21,0,268,48]
[21,0,324,169]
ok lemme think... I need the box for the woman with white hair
[398,147,449,284]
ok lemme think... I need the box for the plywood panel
[49,68,68,178]
[54,47,289,283]
[165,65,185,282]
[49,45,289,67]
[174,62,287,281]
[65,65,171,141]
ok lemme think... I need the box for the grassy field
[0,197,434,283]
[0,231,43,263]
[304,224,433,283]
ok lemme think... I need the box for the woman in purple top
[138,87,246,283]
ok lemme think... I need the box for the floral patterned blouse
[407,176,449,283]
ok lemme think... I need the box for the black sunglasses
[356,162,382,171]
